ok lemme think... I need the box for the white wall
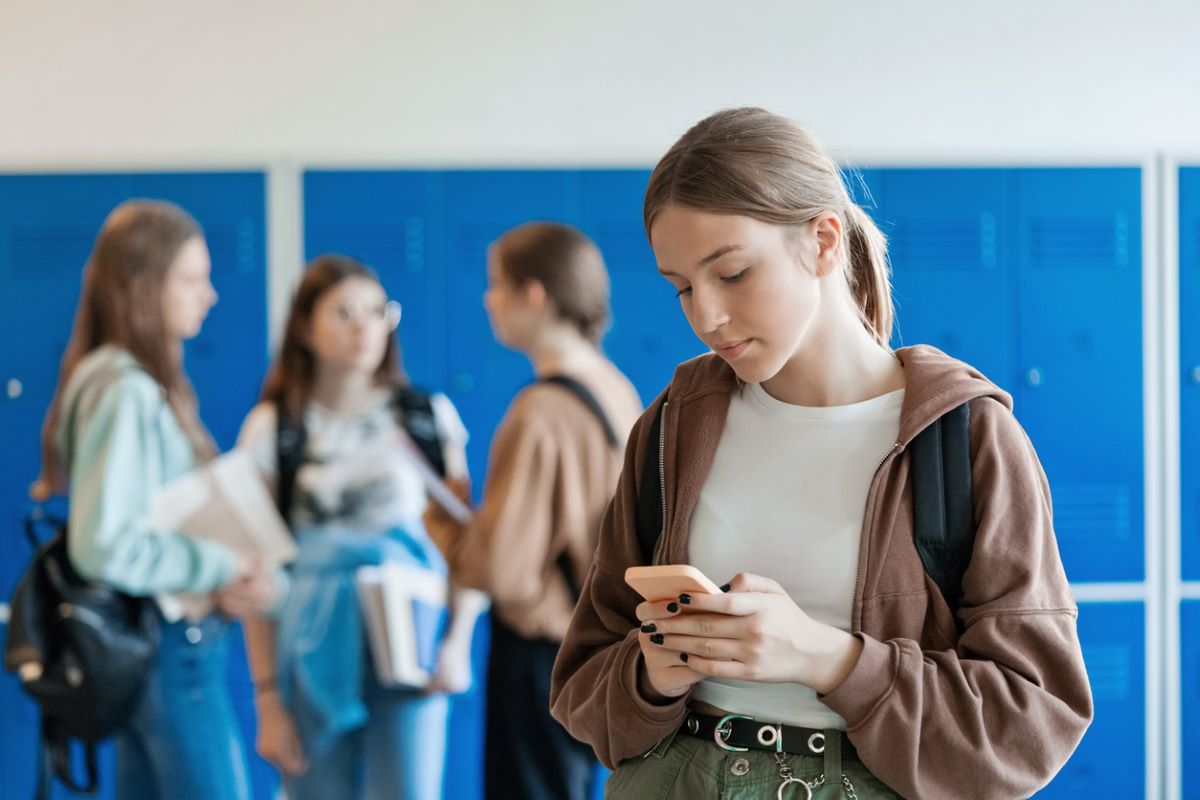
[1,0,1198,167]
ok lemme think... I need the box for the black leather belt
[681,711,858,761]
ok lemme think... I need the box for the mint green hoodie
[56,345,237,595]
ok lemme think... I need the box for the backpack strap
[538,375,621,599]
[275,405,308,531]
[391,386,447,478]
[634,393,668,565]
[274,386,448,531]
[908,401,976,623]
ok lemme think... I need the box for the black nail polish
[640,623,657,634]
[650,633,664,645]
[720,583,731,593]
[666,602,679,613]
[680,653,689,663]
[678,593,691,605]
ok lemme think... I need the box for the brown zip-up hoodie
[550,346,1092,800]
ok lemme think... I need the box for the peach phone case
[624,565,722,602]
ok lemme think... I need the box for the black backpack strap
[538,375,621,599]
[275,404,308,531]
[908,401,976,623]
[392,386,447,478]
[634,394,668,565]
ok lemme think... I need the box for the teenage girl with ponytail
[550,108,1092,799]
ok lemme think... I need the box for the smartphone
[624,564,722,603]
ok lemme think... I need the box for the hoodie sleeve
[550,394,691,769]
[67,372,238,596]
[820,397,1093,800]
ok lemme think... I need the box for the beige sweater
[429,360,642,642]
[550,347,1093,800]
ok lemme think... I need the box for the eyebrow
[657,244,745,277]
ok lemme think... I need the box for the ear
[810,212,844,278]
[520,279,549,313]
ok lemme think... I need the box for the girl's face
[483,250,542,351]
[650,204,843,385]
[161,236,218,341]
[307,277,399,376]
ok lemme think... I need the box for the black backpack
[4,507,160,799]
[634,393,976,623]
[275,385,448,527]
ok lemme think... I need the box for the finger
[672,590,760,617]
[653,634,742,660]
[725,572,786,595]
[635,600,684,623]
[679,652,749,680]
[644,612,744,639]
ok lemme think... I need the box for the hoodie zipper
[651,400,670,566]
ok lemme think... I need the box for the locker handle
[6,378,22,400]
[1025,367,1043,388]
[1190,366,1200,385]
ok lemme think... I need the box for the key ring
[776,776,814,800]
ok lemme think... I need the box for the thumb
[725,572,786,595]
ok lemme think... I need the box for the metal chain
[841,774,859,800]
[773,752,861,799]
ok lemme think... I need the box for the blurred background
[1,1,1198,797]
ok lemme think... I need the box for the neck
[310,364,378,413]
[762,300,903,407]
[525,323,602,378]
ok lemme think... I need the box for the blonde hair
[643,107,893,346]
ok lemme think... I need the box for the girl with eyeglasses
[237,254,486,800]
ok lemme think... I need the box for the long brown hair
[643,107,894,347]
[260,254,407,419]
[36,200,216,497]
[491,221,611,345]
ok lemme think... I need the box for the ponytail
[843,203,893,347]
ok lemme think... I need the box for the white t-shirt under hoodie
[688,381,904,730]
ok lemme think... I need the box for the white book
[355,563,448,689]
[148,448,297,621]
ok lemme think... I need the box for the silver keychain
[774,752,822,800]
[772,752,860,800]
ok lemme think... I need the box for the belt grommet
[686,715,699,734]
[808,732,826,754]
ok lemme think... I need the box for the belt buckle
[713,714,754,752]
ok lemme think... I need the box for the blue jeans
[284,669,450,800]
[116,614,252,800]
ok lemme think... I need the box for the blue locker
[0,172,269,800]
[881,169,1014,387]
[1015,168,1143,583]
[1036,601,1144,797]
[576,169,703,401]
[1180,168,1200,580]
[440,170,578,488]
[304,170,447,391]
[1182,601,1200,798]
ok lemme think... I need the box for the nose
[689,284,729,335]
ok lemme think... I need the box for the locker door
[880,169,1014,386]
[304,170,447,391]
[1015,168,1143,583]
[1180,167,1200,579]
[128,172,269,451]
[577,169,702,401]
[1036,601,1145,797]
[440,170,577,487]
[1182,602,1200,798]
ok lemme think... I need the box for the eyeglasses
[325,300,402,331]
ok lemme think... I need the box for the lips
[714,339,750,359]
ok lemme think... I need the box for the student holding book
[32,200,276,800]
[425,222,643,800]
[237,254,486,800]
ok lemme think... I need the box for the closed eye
[674,285,692,298]
[722,268,749,284]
